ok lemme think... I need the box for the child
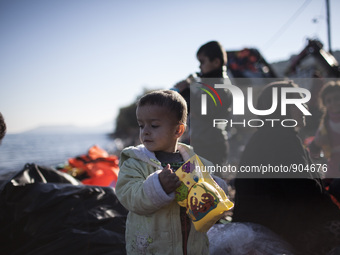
[310,81,340,180]
[115,90,227,255]
[173,41,232,167]
[174,41,229,108]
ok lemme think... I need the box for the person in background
[233,81,340,255]
[173,41,232,168]
[308,81,340,214]
[309,81,340,181]
[115,90,227,255]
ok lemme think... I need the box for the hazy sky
[1,0,339,133]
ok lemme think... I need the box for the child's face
[136,104,183,153]
[324,91,340,114]
[197,53,220,75]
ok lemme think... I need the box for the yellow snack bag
[174,155,234,232]
[174,158,198,207]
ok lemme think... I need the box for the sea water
[0,133,118,176]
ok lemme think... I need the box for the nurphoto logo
[199,81,312,128]
[201,82,311,116]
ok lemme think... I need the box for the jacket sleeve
[116,158,175,215]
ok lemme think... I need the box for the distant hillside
[23,122,113,134]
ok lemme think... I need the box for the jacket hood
[119,143,194,169]
[120,144,161,169]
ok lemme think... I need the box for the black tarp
[0,163,127,255]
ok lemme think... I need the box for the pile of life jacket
[58,145,119,187]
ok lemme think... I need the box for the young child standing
[310,81,340,180]
[115,90,226,255]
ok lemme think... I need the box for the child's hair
[319,80,340,110]
[196,41,227,66]
[137,90,187,125]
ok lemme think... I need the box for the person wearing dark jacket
[232,81,340,255]
[173,41,232,168]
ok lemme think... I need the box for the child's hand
[158,164,181,194]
